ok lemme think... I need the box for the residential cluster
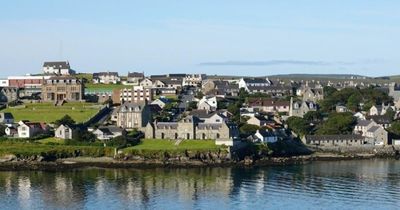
[1,60,400,149]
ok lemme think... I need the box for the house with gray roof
[93,126,126,141]
[302,135,365,146]
[116,102,152,129]
[93,72,120,84]
[43,61,75,75]
[0,112,14,124]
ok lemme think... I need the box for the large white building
[43,61,75,75]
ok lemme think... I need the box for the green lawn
[0,142,114,157]
[3,102,101,123]
[124,139,220,151]
[37,137,65,145]
[85,83,132,92]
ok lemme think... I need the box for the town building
[17,120,48,138]
[116,102,152,129]
[92,126,126,140]
[126,72,144,85]
[369,103,393,116]
[182,74,205,86]
[145,115,238,144]
[92,72,120,84]
[238,77,272,92]
[41,76,84,102]
[253,129,278,143]
[246,115,268,127]
[139,78,154,88]
[354,119,389,145]
[0,87,19,102]
[55,124,74,140]
[8,75,51,95]
[0,79,9,87]
[289,98,317,117]
[247,98,290,114]
[43,61,75,75]
[202,80,239,97]
[302,87,324,102]
[302,135,365,146]
[197,96,218,112]
[115,86,153,104]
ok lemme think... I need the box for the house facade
[17,121,48,138]
[93,72,120,84]
[197,96,218,112]
[0,112,14,124]
[41,76,84,102]
[43,61,75,75]
[238,77,272,92]
[55,124,74,140]
[247,98,290,113]
[126,72,144,85]
[116,102,152,129]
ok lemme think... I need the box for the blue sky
[0,0,399,77]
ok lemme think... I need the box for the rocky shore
[0,149,398,171]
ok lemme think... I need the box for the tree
[187,101,197,111]
[316,112,356,135]
[303,111,323,123]
[72,127,96,142]
[323,86,337,98]
[286,116,311,136]
[388,121,400,136]
[54,115,76,127]
[346,93,362,111]
[239,124,260,135]
[0,124,6,137]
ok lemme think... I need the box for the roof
[305,135,364,141]
[197,123,223,130]
[128,72,144,78]
[93,72,119,78]
[1,112,14,119]
[48,76,80,80]
[257,129,275,137]
[248,98,290,107]
[43,61,70,69]
[248,85,291,91]
[367,115,392,124]
[367,126,382,133]
[356,119,373,127]
[96,126,124,135]
[118,102,146,112]
[156,122,178,129]
[243,78,270,84]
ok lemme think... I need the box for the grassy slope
[124,139,220,152]
[3,102,100,123]
[0,142,114,157]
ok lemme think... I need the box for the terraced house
[145,115,239,143]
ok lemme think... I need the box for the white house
[197,96,218,112]
[43,61,75,75]
[93,127,126,141]
[151,98,170,109]
[17,121,48,138]
[0,79,9,87]
[55,124,74,140]
[254,129,278,143]
[238,77,272,92]
[93,72,120,84]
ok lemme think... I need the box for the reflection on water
[1,160,400,210]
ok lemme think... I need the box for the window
[216,133,220,139]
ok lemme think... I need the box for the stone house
[92,72,120,84]
[189,110,228,123]
[246,115,268,127]
[126,72,144,85]
[150,98,170,109]
[369,103,393,116]
[302,135,365,146]
[116,102,152,129]
[0,87,19,102]
[0,112,14,124]
[302,87,324,102]
[202,80,239,97]
[289,98,317,117]
[17,121,48,138]
[389,82,400,101]
[55,124,74,140]
[145,115,238,141]
[247,98,290,114]
[41,76,84,102]
[354,119,389,145]
[197,96,217,112]
[43,61,75,75]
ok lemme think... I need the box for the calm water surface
[1,160,400,210]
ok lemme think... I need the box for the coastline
[0,152,396,171]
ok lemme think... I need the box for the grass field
[124,139,220,152]
[0,141,114,158]
[3,102,101,123]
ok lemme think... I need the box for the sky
[0,0,399,77]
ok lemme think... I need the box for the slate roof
[128,72,144,78]
[305,135,364,141]
[93,72,119,78]
[248,98,290,107]
[197,123,222,130]
[356,119,373,127]
[43,61,70,69]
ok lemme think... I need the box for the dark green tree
[54,115,76,127]
[316,112,356,135]
[286,116,311,136]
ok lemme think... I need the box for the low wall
[309,145,400,157]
